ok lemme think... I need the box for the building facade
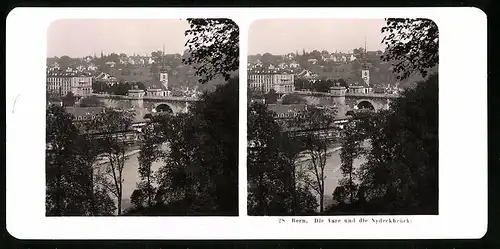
[46,74,93,97]
[248,73,295,94]
[273,73,294,94]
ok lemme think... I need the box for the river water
[98,145,164,212]
[299,147,365,209]
[110,145,363,212]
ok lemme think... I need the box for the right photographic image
[247,18,438,216]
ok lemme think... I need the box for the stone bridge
[292,90,401,117]
[91,93,201,115]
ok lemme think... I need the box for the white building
[248,73,295,94]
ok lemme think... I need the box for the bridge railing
[294,90,400,98]
[91,93,200,102]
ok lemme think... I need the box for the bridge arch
[356,99,376,111]
[153,103,174,113]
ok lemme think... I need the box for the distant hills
[46,53,238,93]
[248,51,438,89]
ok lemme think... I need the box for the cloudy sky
[248,19,387,55]
[47,19,190,57]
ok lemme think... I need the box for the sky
[47,19,190,57]
[248,19,387,55]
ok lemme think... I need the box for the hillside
[248,52,437,89]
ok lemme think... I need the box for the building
[267,104,307,119]
[248,73,295,94]
[46,73,93,97]
[146,88,168,97]
[65,106,105,122]
[273,73,294,94]
[248,74,274,93]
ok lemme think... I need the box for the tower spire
[162,44,165,71]
[364,36,367,54]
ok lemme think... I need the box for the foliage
[247,102,318,215]
[62,92,76,107]
[329,74,438,214]
[264,89,279,104]
[288,105,338,212]
[381,18,439,80]
[135,124,164,208]
[294,78,348,93]
[92,82,132,96]
[126,78,239,215]
[281,93,307,105]
[183,19,239,84]
[85,108,136,215]
[79,95,103,107]
[46,105,115,216]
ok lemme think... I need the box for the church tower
[159,44,169,90]
[361,36,370,87]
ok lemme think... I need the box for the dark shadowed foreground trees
[247,102,318,215]
[125,77,239,216]
[329,73,438,214]
[84,108,136,215]
[288,105,338,213]
[381,18,439,80]
[46,105,116,216]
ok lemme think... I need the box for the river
[97,144,165,212]
[298,147,365,209]
[105,144,363,213]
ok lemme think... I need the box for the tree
[79,96,103,107]
[183,18,239,83]
[151,51,163,64]
[264,89,279,104]
[86,108,136,215]
[46,105,115,216]
[247,102,317,215]
[281,93,307,105]
[312,79,334,93]
[261,53,275,66]
[113,83,132,96]
[358,74,438,214]
[288,105,338,212]
[62,91,76,107]
[381,18,439,80]
[58,55,72,69]
[247,102,283,215]
[136,123,164,208]
[127,78,239,216]
[329,74,438,215]
[46,105,81,215]
[338,119,368,204]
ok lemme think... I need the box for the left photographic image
[45,19,239,216]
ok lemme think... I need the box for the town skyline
[248,19,386,55]
[47,19,190,57]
